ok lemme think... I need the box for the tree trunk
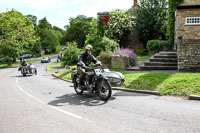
[8,60,12,66]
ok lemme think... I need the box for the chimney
[134,0,138,6]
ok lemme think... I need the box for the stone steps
[144,61,177,66]
[159,51,177,55]
[139,51,178,70]
[140,65,177,70]
[149,58,177,62]
[153,53,177,58]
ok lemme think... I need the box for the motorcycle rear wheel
[97,80,112,101]
[73,77,84,95]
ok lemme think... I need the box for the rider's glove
[96,61,102,66]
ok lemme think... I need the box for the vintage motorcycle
[19,63,37,76]
[71,62,124,101]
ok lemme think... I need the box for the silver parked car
[41,57,51,63]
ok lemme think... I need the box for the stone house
[175,0,200,71]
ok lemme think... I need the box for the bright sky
[0,0,133,29]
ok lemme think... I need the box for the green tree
[27,14,38,28]
[62,42,81,66]
[85,18,104,56]
[53,26,65,44]
[40,28,59,53]
[135,0,167,46]
[62,15,92,48]
[0,9,38,65]
[53,26,65,35]
[168,0,184,47]
[106,9,135,43]
[37,17,61,53]
[38,17,52,29]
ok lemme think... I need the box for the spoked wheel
[73,77,84,95]
[97,80,112,101]
[34,69,37,75]
[21,69,26,76]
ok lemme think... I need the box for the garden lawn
[137,55,150,61]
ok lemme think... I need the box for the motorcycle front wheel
[73,76,84,95]
[97,80,112,101]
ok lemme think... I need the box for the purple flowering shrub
[115,48,137,66]
[115,48,137,59]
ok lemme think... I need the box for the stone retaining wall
[178,39,200,71]
[180,0,200,6]
[111,55,130,69]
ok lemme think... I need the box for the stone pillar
[178,39,200,71]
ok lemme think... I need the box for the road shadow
[11,74,33,78]
[48,93,116,107]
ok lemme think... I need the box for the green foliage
[85,18,103,56]
[98,51,112,65]
[85,18,101,43]
[38,17,52,29]
[0,9,38,65]
[27,14,38,28]
[134,49,148,56]
[53,26,65,35]
[86,18,119,56]
[62,15,92,48]
[168,0,184,47]
[106,9,135,42]
[135,0,167,45]
[37,18,62,53]
[61,42,81,66]
[99,37,119,52]
[147,40,169,51]
[40,28,60,53]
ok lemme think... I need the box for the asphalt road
[0,58,200,133]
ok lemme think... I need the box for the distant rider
[18,59,28,71]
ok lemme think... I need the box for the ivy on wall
[168,0,184,48]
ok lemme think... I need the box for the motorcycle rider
[77,44,97,89]
[18,59,28,71]
[21,59,27,66]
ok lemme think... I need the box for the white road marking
[16,77,89,121]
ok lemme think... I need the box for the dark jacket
[77,51,97,67]
[21,61,27,66]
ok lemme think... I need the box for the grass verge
[0,59,41,68]
[46,62,57,71]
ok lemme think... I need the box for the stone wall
[175,8,200,40]
[111,55,130,69]
[178,39,200,71]
[180,0,200,6]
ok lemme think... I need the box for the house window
[185,17,200,25]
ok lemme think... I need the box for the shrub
[115,48,137,66]
[147,40,169,51]
[134,49,149,56]
[99,37,119,52]
[106,9,135,42]
[61,42,81,66]
[98,51,112,65]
